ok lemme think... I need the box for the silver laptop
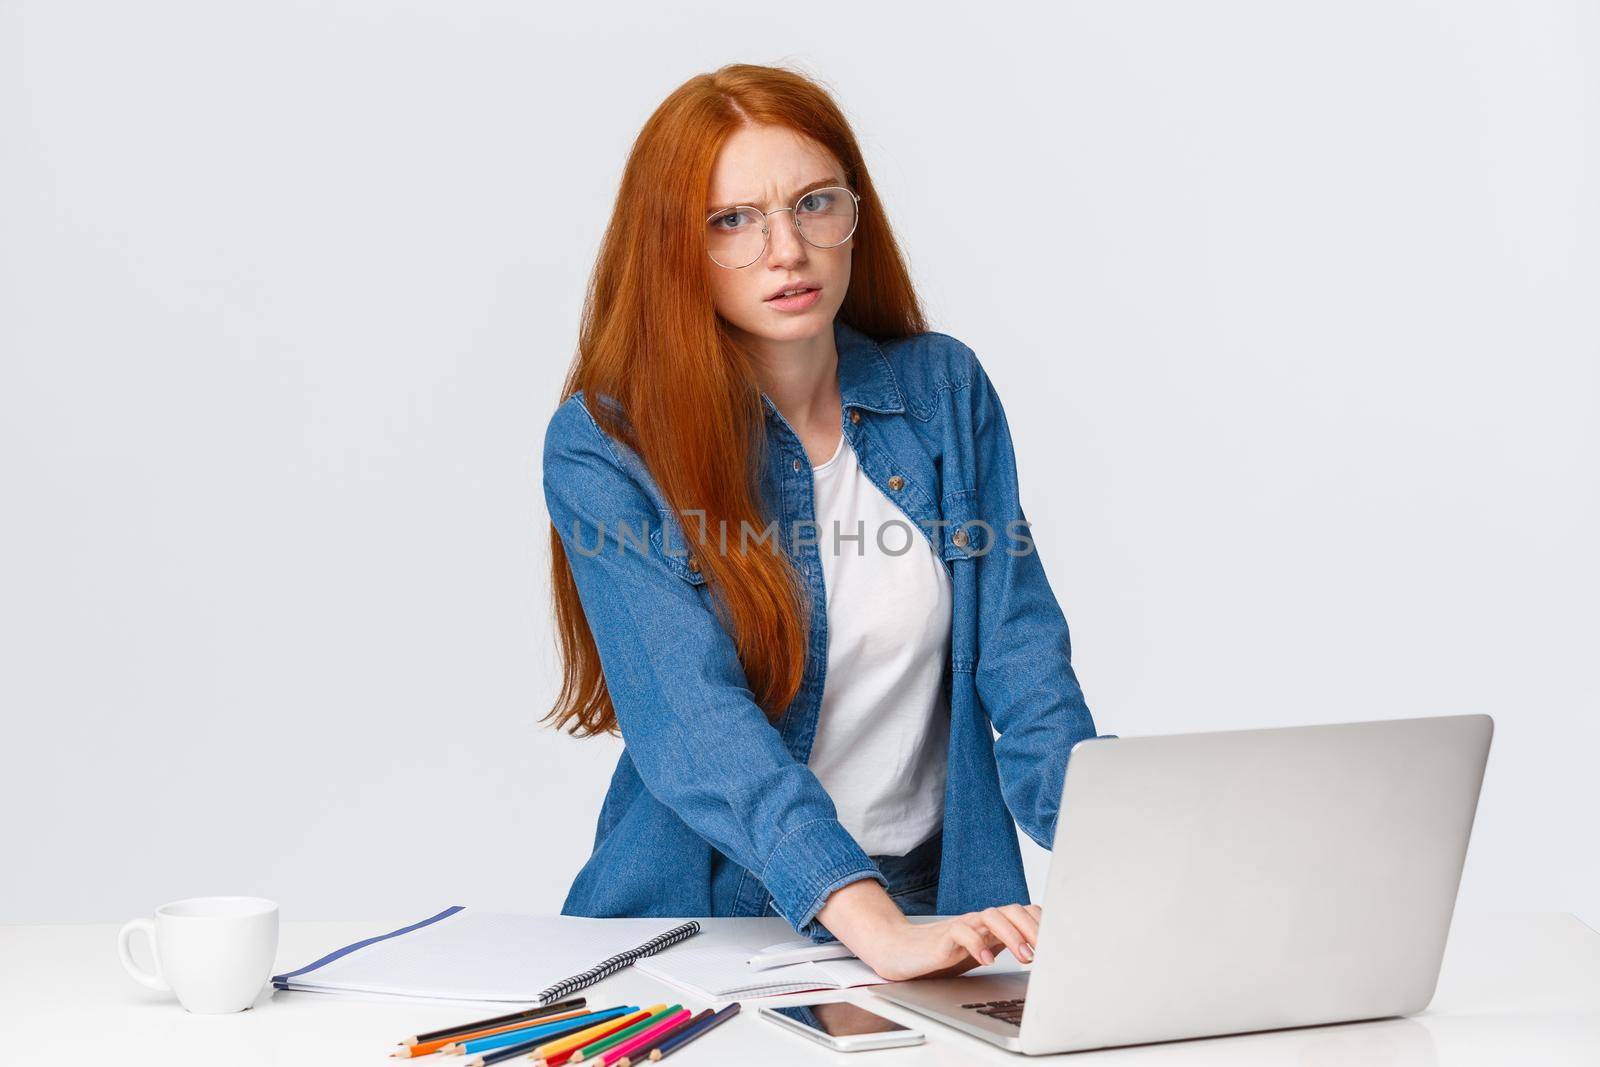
[872,714,1493,1055]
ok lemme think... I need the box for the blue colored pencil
[455,1005,637,1054]
[468,1013,632,1067]
[614,1008,706,1063]
[648,1002,741,1060]
[468,1012,636,1067]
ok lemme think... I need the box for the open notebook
[634,942,888,1002]
[271,907,700,1004]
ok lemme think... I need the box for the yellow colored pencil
[529,1006,661,1067]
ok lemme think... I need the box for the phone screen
[768,1002,913,1038]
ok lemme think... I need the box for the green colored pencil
[572,1004,682,1060]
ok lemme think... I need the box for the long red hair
[545,62,928,737]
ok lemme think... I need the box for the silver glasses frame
[704,186,863,269]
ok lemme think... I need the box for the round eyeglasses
[704,186,862,269]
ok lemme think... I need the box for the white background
[2,1,1594,926]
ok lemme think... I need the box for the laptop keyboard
[962,997,1026,1027]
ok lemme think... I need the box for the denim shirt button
[887,474,905,491]
[952,527,969,547]
[792,457,803,472]
[849,408,861,424]
[688,556,700,573]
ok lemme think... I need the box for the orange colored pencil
[529,1006,662,1067]
[391,1009,594,1058]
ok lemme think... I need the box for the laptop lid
[1019,714,1492,1054]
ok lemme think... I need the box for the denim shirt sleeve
[966,351,1099,850]
[542,396,886,934]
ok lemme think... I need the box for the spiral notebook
[271,906,701,1004]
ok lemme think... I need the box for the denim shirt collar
[759,318,907,419]
[833,318,907,414]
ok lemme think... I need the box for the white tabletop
[3,912,1597,1065]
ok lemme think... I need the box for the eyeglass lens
[705,187,858,269]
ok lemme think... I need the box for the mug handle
[118,917,171,991]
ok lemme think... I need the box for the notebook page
[810,955,887,988]
[273,910,693,1002]
[634,943,889,1001]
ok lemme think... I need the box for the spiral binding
[537,920,702,1005]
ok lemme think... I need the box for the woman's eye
[798,192,832,214]
[713,211,749,229]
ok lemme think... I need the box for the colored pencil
[457,1011,630,1067]
[570,1004,679,1061]
[396,1008,594,1057]
[446,1006,637,1056]
[457,1017,636,1067]
[642,1010,715,1060]
[403,999,587,1045]
[470,1041,544,1067]
[648,1003,740,1061]
[529,1007,657,1066]
[458,1009,640,1067]
[589,1007,691,1067]
[466,1035,556,1067]
[617,1008,707,1065]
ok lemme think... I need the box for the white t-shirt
[805,431,953,857]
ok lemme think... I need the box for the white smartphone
[759,1001,925,1051]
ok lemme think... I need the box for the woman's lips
[766,287,822,312]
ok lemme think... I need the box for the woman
[541,63,1098,983]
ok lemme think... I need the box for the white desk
[3,913,1597,1065]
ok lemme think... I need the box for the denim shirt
[541,318,1098,941]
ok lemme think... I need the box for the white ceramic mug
[118,896,279,1013]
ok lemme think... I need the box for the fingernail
[982,950,995,964]
[1020,943,1034,962]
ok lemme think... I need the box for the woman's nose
[764,210,808,265]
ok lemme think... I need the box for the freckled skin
[703,124,855,364]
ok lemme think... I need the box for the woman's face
[703,124,854,350]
